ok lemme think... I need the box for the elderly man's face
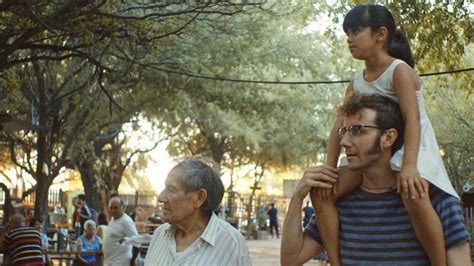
[109,198,124,220]
[159,167,199,224]
[340,108,384,171]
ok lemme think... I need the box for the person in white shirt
[103,196,139,266]
[144,157,252,266]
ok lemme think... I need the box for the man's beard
[366,135,382,155]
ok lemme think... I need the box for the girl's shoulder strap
[388,59,407,71]
[386,59,409,80]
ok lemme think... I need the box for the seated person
[2,213,45,265]
[30,217,52,265]
[73,219,102,266]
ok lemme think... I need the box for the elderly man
[144,157,252,265]
[1,214,44,265]
[103,195,139,266]
[281,94,470,265]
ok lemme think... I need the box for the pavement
[247,237,281,265]
[247,237,327,266]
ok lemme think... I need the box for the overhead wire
[149,66,474,85]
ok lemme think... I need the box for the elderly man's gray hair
[176,157,224,217]
[9,213,25,227]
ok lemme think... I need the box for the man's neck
[173,213,211,252]
[361,162,397,193]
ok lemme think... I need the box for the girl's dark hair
[343,4,415,68]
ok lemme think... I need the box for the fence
[120,192,160,208]
[221,191,291,236]
[0,189,63,208]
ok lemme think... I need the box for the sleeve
[432,188,470,249]
[42,233,49,247]
[80,205,91,219]
[235,233,252,266]
[238,253,253,266]
[303,216,323,245]
[125,216,139,237]
[3,232,12,250]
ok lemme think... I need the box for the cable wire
[151,66,474,85]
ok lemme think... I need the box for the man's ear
[194,189,208,208]
[381,128,398,148]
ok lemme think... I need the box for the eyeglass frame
[338,124,390,138]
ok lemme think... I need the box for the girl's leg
[401,179,446,266]
[311,166,362,266]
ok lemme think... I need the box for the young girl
[312,4,459,266]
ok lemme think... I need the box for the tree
[0,60,107,220]
[0,0,265,218]
[323,1,473,78]
[423,44,474,193]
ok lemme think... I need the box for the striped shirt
[3,226,45,266]
[305,187,469,265]
[144,213,252,266]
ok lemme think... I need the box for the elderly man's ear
[194,189,208,208]
[381,128,398,148]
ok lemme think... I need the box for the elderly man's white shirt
[103,213,138,266]
[144,213,252,266]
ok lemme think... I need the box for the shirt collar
[164,213,219,247]
[199,213,219,246]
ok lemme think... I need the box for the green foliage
[424,44,474,193]
[321,1,472,83]
[1,0,472,203]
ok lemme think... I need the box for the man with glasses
[281,94,470,265]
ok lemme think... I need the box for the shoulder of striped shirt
[215,218,246,242]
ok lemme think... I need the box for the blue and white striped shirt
[305,186,469,265]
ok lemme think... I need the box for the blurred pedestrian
[267,203,279,238]
[75,194,98,234]
[302,201,314,228]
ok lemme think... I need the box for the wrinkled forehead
[166,166,185,186]
[343,108,377,126]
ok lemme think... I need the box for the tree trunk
[206,135,226,164]
[34,174,51,225]
[77,160,100,212]
[245,180,260,240]
[0,183,11,225]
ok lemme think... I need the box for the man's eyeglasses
[338,124,389,138]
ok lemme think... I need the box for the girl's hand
[397,165,427,199]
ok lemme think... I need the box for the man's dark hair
[78,194,87,201]
[339,94,405,154]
